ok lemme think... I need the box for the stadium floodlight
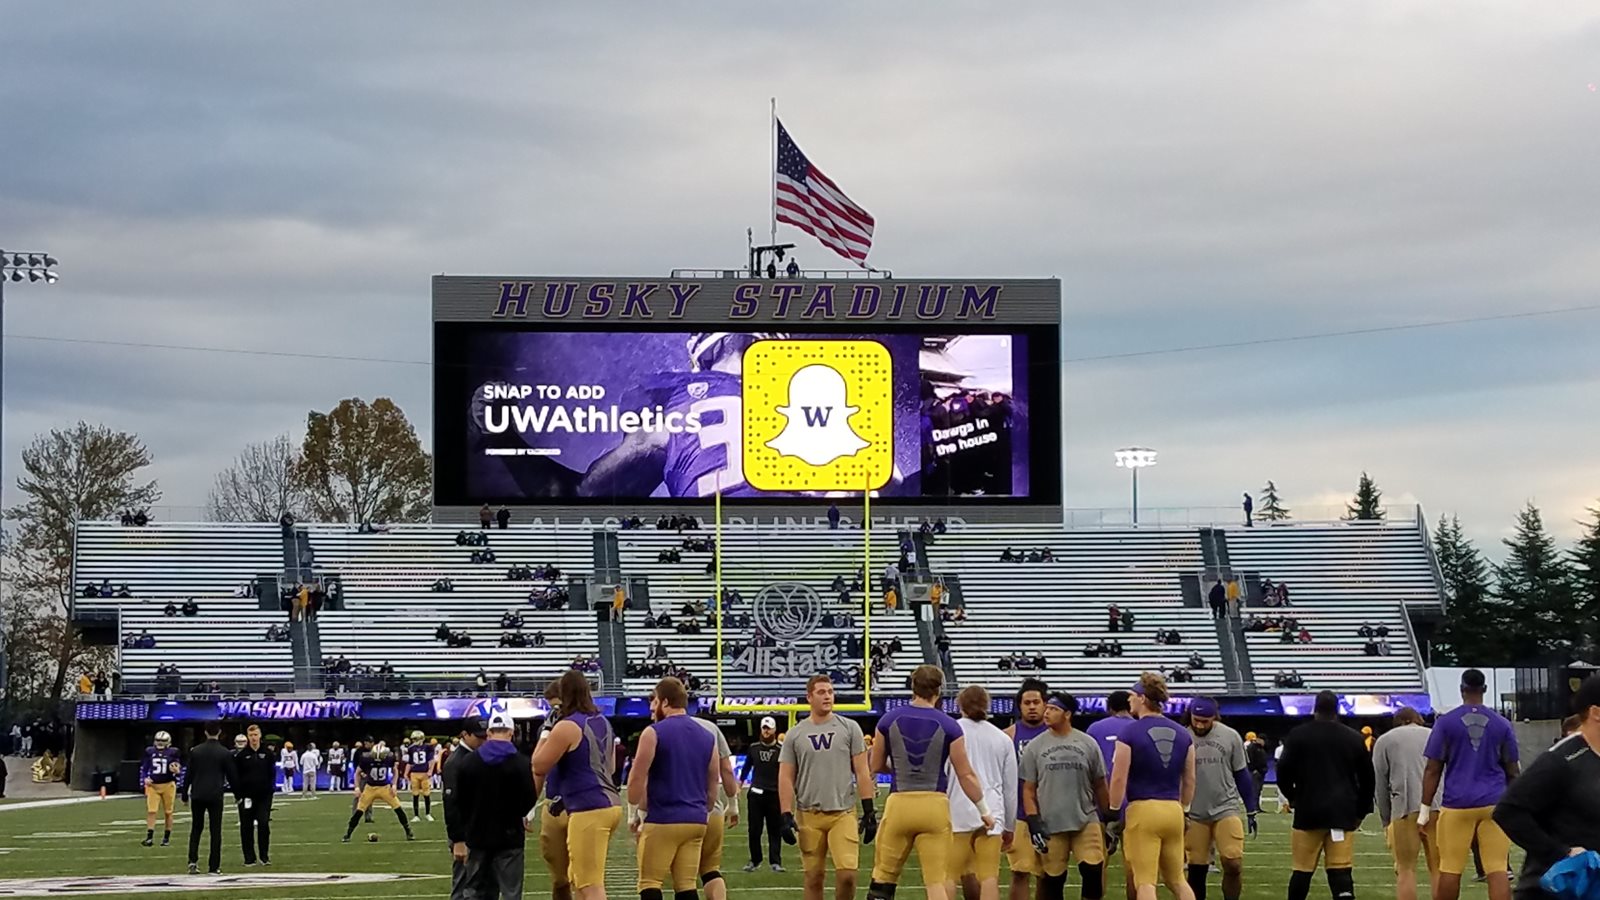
[0,248,60,537]
[1114,446,1158,525]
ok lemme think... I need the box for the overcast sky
[2,2,1597,550]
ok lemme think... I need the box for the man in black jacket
[740,716,784,872]
[1276,691,1375,900]
[456,711,538,900]
[1494,675,1600,900]
[232,724,278,866]
[444,720,487,900]
[181,722,239,875]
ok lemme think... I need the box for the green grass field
[0,791,1514,900]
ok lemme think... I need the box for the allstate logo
[753,582,822,644]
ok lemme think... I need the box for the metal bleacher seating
[307,524,599,687]
[1221,521,1434,691]
[925,525,1222,695]
[616,527,921,697]
[76,521,291,688]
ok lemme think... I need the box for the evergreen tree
[1430,515,1521,665]
[1255,481,1291,522]
[1495,503,1578,660]
[1345,472,1384,521]
[1569,504,1600,658]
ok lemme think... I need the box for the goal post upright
[711,478,875,716]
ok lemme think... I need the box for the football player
[140,730,182,846]
[405,730,439,822]
[343,740,414,842]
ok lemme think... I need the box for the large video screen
[433,325,1060,504]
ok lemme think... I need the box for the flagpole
[770,97,778,247]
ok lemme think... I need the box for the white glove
[1416,805,1431,827]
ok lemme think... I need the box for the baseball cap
[488,711,515,732]
[461,719,488,738]
[760,716,777,730]
[1461,668,1488,691]
[1190,697,1219,718]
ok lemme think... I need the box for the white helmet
[410,730,424,741]
[234,734,247,748]
[154,731,171,749]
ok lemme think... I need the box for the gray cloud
[2,1,1598,546]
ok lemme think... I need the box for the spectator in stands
[496,505,510,529]
[163,601,178,617]
[935,632,951,656]
[1363,640,1381,657]
[656,515,670,530]
[93,672,110,699]
[1110,639,1125,657]
[1121,609,1137,632]
[828,502,840,529]
[474,670,489,692]
[1032,651,1047,669]
[1375,623,1390,637]
[1208,579,1227,619]
[1279,627,1297,644]
[1000,547,1017,562]
[1296,626,1312,643]
[181,598,199,617]
[432,578,454,592]
[1225,577,1241,615]
[1357,622,1377,638]
[1242,492,1254,526]
[494,672,511,692]
[657,548,682,564]
[1189,651,1205,669]
[500,610,523,630]
[436,622,452,642]
[1107,604,1122,631]
[533,631,546,647]
[884,585,898,614]
[479,504,492,528]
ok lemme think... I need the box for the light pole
[0,250,56,722]
[0,250,60,501]
[1114,447,1158,525]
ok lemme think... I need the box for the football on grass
[367,833,379,842]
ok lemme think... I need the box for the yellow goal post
[711,479,875,716]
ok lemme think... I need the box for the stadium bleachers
[71,515,1439,698]
[306,524,599,685]
[924,525,1225,694]
[75,521,281,612]
[119,611,295,688]
[616,528,922,696]
[1219,521,1432,690]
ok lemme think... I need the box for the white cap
[760,716,777,730]
[489,711,515,731]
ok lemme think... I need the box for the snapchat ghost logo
[743,340,892,492]
[766,364,871,465]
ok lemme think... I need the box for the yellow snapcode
[741,340,893,492]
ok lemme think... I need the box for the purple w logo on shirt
[808,732,835,751]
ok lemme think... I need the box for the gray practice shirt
[781,715,866,812]
[1019,728,1105,834]
[694,717,734,815]
[1372,724,1435,824]
[1189,722,1248,822]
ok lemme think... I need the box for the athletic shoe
[341,835,351,843]
[160,838,170,847]
[405,831,416,841]
[742,863,760,873]
[187,863,199,875]
[243,860,257,867]
[771,864,785,873]
[261,857,271,866]
[426,814,435,822]
[141,837,153,847]
[208,869,221,875]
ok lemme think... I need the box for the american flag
[774,119,875,267]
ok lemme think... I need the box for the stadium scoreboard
[433,274,1062,523]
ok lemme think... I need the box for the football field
[0,792,1513,899]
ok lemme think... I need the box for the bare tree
[207,433,308,522]
[4,422,159,704]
